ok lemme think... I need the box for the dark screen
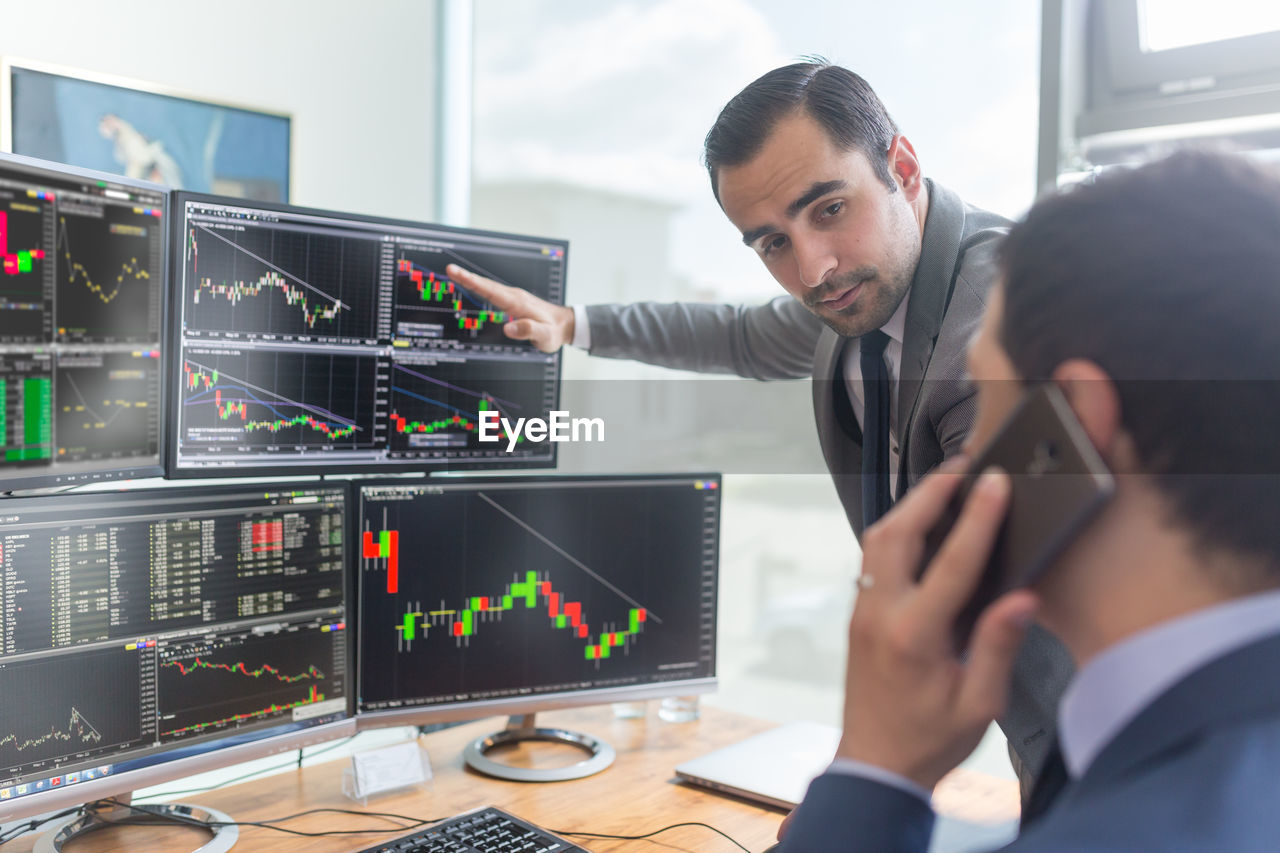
[357,476,719,714]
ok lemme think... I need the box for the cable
[13,797,754,851]
[100,799,445,839]
[0,807,83,847]
[555,821,753,852]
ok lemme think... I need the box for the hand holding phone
[920,383,1115,651]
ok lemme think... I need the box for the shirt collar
[879,290,909,346]
[1058,586,1280,779]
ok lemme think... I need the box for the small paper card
[351,741,432,798]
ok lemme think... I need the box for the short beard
[805,264,913,338]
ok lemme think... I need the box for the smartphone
[919,383,1115,650]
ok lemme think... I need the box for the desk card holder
[342,741,433,805]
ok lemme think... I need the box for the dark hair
[703,61,899,203]
[999,150,1280,569]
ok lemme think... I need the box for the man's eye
[761,235,788,257]
[821,201,843,218]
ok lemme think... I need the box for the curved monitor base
[34,800,239,853]
[463,713,616,782]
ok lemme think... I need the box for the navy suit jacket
[780,629,1280,852]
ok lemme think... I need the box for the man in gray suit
[780,150,1280,851]
[448,62,1066,782]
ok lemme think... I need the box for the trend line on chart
[182,360,360,440]
[0,707,102,753]
[396,259,506,332]
[393,571,648,663]
[0,211,45,276]
[191,225,349,322]
[477,492,662,623]
[193,272,346,329]
[161,685,325,738]
[59,217,148,303]
[161,656,325,684]
[388,362,524,442]
[60,373,146,431]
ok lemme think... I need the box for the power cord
[555,821,753,852]
[112,800,754,850]
[100,799,445,839]
[3,789,754,851]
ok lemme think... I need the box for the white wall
[0,0,438,220]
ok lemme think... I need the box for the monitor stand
[463,713,616,782]
[34,795,239,853]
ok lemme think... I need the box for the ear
[887,135,924,200]
[1050,360,1123,460]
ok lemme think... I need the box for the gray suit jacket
[585,181,1070,776]
[779,628,1280,852]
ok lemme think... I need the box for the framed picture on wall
[0,59,291,202]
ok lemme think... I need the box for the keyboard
[355,806,589,853]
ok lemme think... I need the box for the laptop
[674,721,841,809]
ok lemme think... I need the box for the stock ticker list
[0,489,350,782]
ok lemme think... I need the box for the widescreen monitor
[355,474,719,728]
[0,483,353,822]
[167,192,565,477]
[0,152,167,490]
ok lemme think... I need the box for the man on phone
[779,150,1280,850]
[449,61,1069,786]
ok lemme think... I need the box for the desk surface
[7,705,784,852]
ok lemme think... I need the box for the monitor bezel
[0,151,169,493]
[0,479,356,822]
[351,472,721,730]
[164,190,568,480]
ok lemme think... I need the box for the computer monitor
[167,192,566,477]
[354,474,719,780]
[0,483,353,826]
[0,152,167,490]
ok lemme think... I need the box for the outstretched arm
[448,264,823,380]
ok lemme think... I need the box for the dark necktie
[1021,741,1070,827]
[860,330,891,530]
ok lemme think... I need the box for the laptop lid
[674,721,840,810]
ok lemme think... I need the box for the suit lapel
[894,181,967,496]
[1067,630,1280,800]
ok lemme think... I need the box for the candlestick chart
[179,349,379,453]
[0,201,52,343]
[156,619,345,742]
[386,356,556,457]
[392,244,561,349]
[357,479,718,711]
[183,222,379,342]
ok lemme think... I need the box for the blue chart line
[184,361,359,432]
[390,363,521,411]
[389,386,470,419]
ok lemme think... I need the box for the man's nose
[794,237,837,289]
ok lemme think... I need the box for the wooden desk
[7,706,785,852]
